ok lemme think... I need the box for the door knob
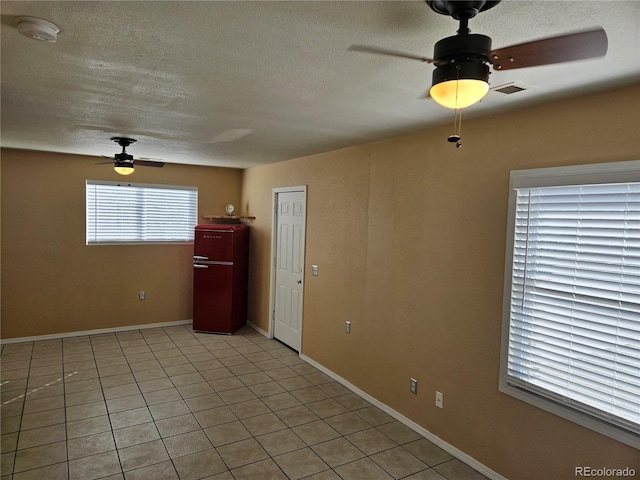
[297,280,302,284]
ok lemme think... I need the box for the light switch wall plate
[410,378,418,395]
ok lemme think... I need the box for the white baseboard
[0,319,193,345]
[247,321,271,339]
[299,353,508,480]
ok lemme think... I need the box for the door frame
[268,185,307,352]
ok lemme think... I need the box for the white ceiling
[1,1,639,169]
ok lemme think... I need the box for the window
[86,180,198,245]
[500,160,640,449]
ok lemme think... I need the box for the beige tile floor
[1,325,490,480]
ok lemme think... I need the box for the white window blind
[501,161,640,448]
[86,180,198,244]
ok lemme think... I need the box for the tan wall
[241,83,640,480]
[1,149,242,338]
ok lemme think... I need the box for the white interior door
[273,190,306,351]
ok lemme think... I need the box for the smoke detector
[16,17,60,43]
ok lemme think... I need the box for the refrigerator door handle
[193,261,233,267]
[193,255,209,261]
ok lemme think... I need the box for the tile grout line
[11,341,32,478]
[143,328,180,480]
[96,334,123,480]
[62,342,70,480]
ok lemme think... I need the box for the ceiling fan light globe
[430,61,490,109]
[114,165,135,176]
[430,79,489,108]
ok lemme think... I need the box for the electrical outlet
[345,321,351,334]
[435,391,443,408]
[410,378,418,395]
[139,291,145,301]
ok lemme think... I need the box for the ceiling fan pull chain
[447,65,463,148]
[448,108,462,147]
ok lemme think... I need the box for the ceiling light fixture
[429,61,490,109]
[16,16,60,43]
[114,162,135,176]
[427,5,492,111]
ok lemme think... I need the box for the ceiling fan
[97,137,165,175]
[348,0,608,110]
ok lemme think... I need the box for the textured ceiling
[1,1,639,169]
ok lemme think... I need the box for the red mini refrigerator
[192,224,249,334]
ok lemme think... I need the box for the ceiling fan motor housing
[433,33,492,63]
[115,152,134,162]
[432,33,492,86]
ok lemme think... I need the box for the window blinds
[506,181,640,434]
[86,181,198,244]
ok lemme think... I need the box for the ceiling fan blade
[347,45,434,63]
[490,27,607,71]
[133,159,164,168]
[96,160,114,165]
